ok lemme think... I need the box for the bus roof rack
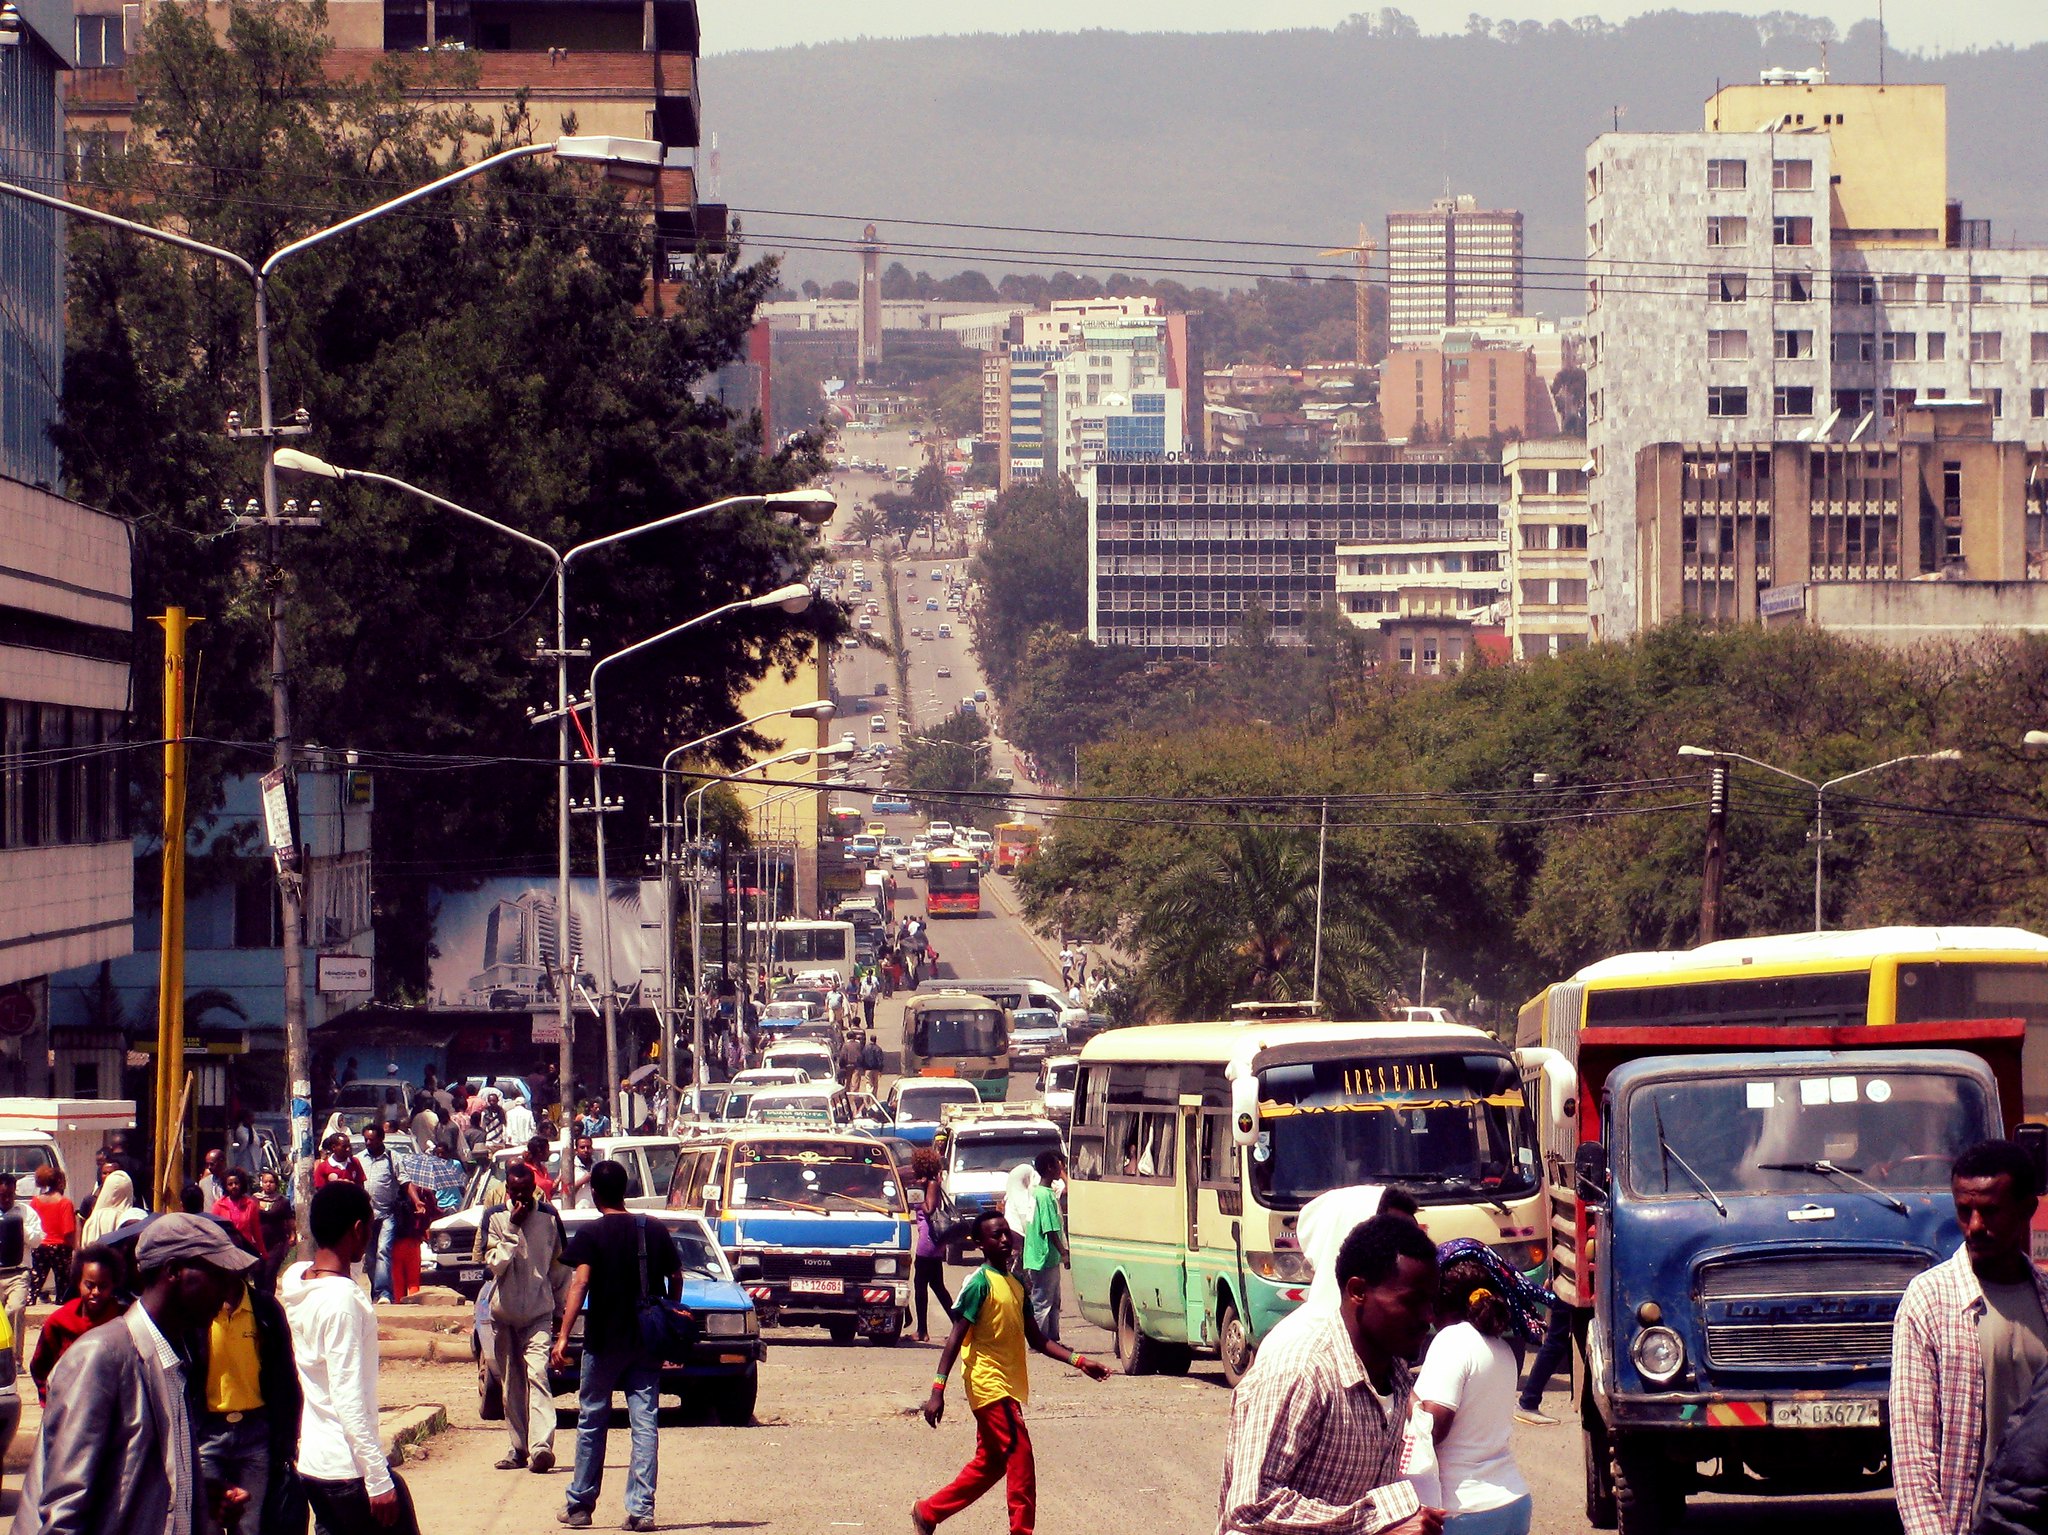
[1229,1000,1325,1021]
[938,1098,1054,1128]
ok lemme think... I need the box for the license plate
[1771,1399,1882,1429]
[789,1277,843,1295]
[458,1267,485,1286]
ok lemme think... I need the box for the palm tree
[845,506,885,545]
[1133,822,1394,1021]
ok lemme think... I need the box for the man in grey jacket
[13,1213,255,1535]
[474,1160,569,1473]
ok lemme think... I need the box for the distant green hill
[705,11,2048,302]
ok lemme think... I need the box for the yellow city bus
[992,821,1041,875]
[1516,925,2048,1304]
[1068,1019,1553,1384]
[900,990,1011,1100]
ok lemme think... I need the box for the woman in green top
[1020,1150,1068,1342]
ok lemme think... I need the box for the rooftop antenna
[1878,0,1886,88]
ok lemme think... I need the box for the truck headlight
[430,1231,454,1255]
[1630,1325,1685,1385]
[875,1258,900,1276]
[704,1312,753,1338]
[1245,1250,1313,1283]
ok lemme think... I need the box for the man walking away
[1020,1151,1068,1342]
[838,1031,864,1092]
[281,1181,420,1535]
[0,1172,44,1364]
[14,1213,255,1535]
[861,1033,886,1097]
[193,1262,299,1535]
[501,1090,539,1150]
[1893,1139,2048,1535]
[1219,1213,1445,1535]
[358,1126,401,1305]
[914,1209,1110,1535]
[551,1159,679,1530]
[477,1161,569,1475]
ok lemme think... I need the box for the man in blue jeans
[1515,1288,1575,1426]
[358,1124,402,1304]
[550,1159,680,1530]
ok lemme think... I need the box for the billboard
[427,878,668,1014]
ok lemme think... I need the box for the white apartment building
[1502,439,1591,657]
[1585,77,2048,637]
[1334,540,1505,627]
[1020,295,1160,349]
[1048,318,1184,481]
[1387,195,1524,347]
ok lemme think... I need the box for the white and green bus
[1068,1019,1559,1384]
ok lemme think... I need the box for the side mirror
[2019,1123,2048,1194]
[906,1185,925,1208]
[734,1257,763,1281]
[1231,1072,1260,1149]
[1575,1141,1610,1204]
[701,1185,720,1218]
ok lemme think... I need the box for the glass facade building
[1089,460,1506,655]
[0,12,65,489]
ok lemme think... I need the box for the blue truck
[1521,979,2026,1534]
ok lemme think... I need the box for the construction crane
[1320,223,1377,365]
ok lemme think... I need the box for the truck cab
[1580,1046,2007,1531]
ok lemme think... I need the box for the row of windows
[1705,157,1815,192]
[1097,518,1501,545]
[0,703,128,852]
[1099,554,1331,576]
[1705,215,1813,247]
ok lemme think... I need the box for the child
[915,1210,1110,1535]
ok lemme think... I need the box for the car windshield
[897,1085,981,1122]
[1013,1010,1059,1033]
[1624,1069,1989,1200]
[730,1140,906,1213]
[666,1224,731,1279]
[1250,1053,1540,1209]
[952,1131,1062,1174]
[912,1007,1005,1056]
[1044,1062,1077,1092]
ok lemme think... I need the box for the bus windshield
[952,1130,1063,1174]
[912,1008,1005,1056]
[928,861,980,893]
[1250,1052,1539,1209]
[1624,1069,1989,1201]
[897,1083,982,1123]
[730,1139,906,1213]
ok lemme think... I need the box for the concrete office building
[1087,459,1504,656]
[1502,439,1592,657]
[1,0,135,1094]
[1386,195,1524,347]
[1334,540,1504,626]
[1635,399,2048,642]
[1048,316,1188,481]
[1381,341,1556,443]
[1585,76,2048,638]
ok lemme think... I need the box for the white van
[926,820,956,846]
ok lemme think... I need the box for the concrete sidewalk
[6,1394,447,1475]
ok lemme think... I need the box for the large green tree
[62,0,834,989]
[966,480,1089,682]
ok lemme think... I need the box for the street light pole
[1678,745,1963,931]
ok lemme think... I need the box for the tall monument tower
[857,223,882,381]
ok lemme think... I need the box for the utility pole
[1310,798,1329,1008]
[151,610,197,1208]
[1698,763,1728,944]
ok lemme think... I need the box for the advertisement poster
[426,878,667,1013]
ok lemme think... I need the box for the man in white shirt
[500,1092,539,1150]
[280,1181,421,1535]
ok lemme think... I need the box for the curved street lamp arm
[1709,749,1818,794]
[1821,750,1960,796]
[0,178,255,276]
[259,141,554,278]
[321,466,562,570]
[564,496,765,571]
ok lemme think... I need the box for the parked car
[473,1209,762,1425]
[885,1078,984,1147]
[1007,1007,1068,1064]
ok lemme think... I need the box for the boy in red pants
[916,1209,1110,1534]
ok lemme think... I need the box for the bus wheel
[1217,1299,1255,1388]
[1113,1288,1164,1376]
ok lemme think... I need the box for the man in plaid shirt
[1219,1215,1445,1535]
[1892,1139,2048,1535]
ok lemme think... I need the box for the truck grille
[1697,1254,1925,1302]
[1706,1321,1895,1368]
[755,1252,869,1281]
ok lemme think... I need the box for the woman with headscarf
[1002,1162,1038,1244]
[1415,1244,1538,1534]
[78,1168,140,1247]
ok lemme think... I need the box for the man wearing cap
[13,1212,253,1535]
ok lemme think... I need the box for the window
[1774,385,1815,417]
[1882,332,1918,362]
[1928,332,1948,361]
[1832,331,1875,363]
[1707,158,1748,190]
[1927,276,1947,303]
[1972,276,2004,305]
[1986,388,2005,417]
[2033,389,2048,420]
[1708,329,1750,360]
[1706,216,1748,247]
[1883,387,1918,416]
[73,13,125,64]
[1835,388,1874,417]
[233,880,283,949]
[1773,159,1814,191]
[1707,386,1750,418]
[1882,275,1918,303]
[1775,271,1813,303]
[1774,329,1814,359]
[1560,524,1589,549]
[1773,216,1814,247]
[1835,275,1877,306]
[1971,332,2004,362]
[2033,333,2048,363]
[1709,272,1748,303]
[2032,277,2048,307]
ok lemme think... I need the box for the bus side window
[1071,1065,1107,1181]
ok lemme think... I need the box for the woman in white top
[1415,1253,1533,1535]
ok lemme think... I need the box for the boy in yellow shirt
[916,1209,1109,1535]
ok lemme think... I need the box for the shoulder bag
[635,1215,698,1363]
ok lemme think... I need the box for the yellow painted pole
[150,609,198,1209]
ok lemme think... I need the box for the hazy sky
[704,1,2043,57]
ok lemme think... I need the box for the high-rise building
[1087,460,1504,655]
[1386,195,1524,348]
[1502,439,1592,658]
[1380,340,1554,443]
[2,0,136,1095]
[1585,77,2048,638]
